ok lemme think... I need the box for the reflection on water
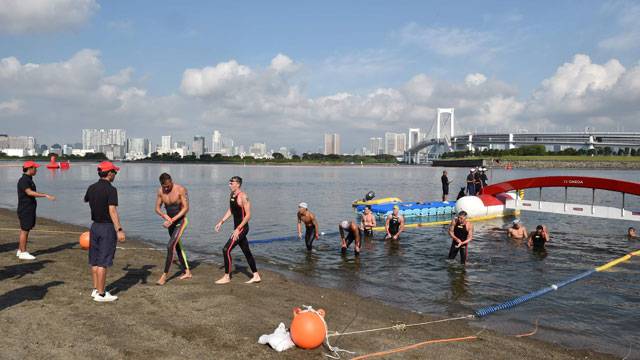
[0,163,639,357]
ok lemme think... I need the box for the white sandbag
[258,322,295,352]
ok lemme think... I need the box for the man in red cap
[84,161,125,302]
[16,161,56,260]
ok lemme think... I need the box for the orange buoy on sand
[290,307,327,349]
[79,231,90,250]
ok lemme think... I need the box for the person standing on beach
[155,173,192,285]
[441,170,452,201]
[297,202,319,251]
[84,161,125,302]
[214,176,261,284]
[339,220,361,256]
[447,211,473,264]
[16,161,56,260]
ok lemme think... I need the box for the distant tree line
[138,152,399,164]
[441,145,640,158]
[0,152,108,161]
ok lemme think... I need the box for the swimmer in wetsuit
[214,176,261,284]
[339,220,361,256]
[297,202,319,251]
[360,206,376,237]
[385,205,405,240]
[155,173,191,285]
[528,225,549,250]
[507,219,528,240]
[447,211,473,264]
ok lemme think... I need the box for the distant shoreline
[433,157,640,169]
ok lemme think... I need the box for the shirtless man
[297,202,319,251]
[360,206,376,237]
[507,219,528,240]
[339,220,361,256]
[154,173,191,285]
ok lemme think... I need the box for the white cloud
[465,73,487,87]
[398,23,495,56]
[270,53,299,73]
[0,99,23,114]
[180,60,252,97]
[0,0,99,34]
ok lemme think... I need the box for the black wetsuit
[441,175,449,196]
[449,220,469,264]
[474,172,482,194]
[388,215,401,237]
[531,232,546,250]
[342,226,360,256]
[304,223,316,251]
[163,203,189,274]
[222,191,257,274]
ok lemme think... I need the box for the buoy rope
[349,335,478,360]
[327,314,474,338]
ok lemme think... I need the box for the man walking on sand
[16,161,56,260]
[214,176,261,284]
[84,161,125,302]
[155,173,192,285]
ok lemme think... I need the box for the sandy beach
[0,208,615,359]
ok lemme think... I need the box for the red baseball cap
[97,161,120,172]
[22,161,40,168]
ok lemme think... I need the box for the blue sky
[1,0,639,151]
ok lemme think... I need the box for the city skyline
[0,2,639,149]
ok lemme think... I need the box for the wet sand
[0,208,615,359]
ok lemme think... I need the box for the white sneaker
[93,291,118,302]
[91,289,98,298]
[16,250,21,257]
[18,252,36,260]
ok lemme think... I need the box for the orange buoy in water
[79,231,90,250]
[290,307,327,349]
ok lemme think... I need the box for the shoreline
[0,207,616,359]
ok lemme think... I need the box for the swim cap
[340,221,349,229]
[470,168,476,172]
[393,205,399,210]
[298,202,308,209]
[512,219,520,225]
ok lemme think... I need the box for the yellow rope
[327,315,474,338]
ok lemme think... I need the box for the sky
[1,0,639,152]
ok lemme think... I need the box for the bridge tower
[436,108,455,141]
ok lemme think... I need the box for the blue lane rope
[474,269,596,317]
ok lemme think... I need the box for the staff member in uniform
[16,161,56,260]
[84,161,125,302]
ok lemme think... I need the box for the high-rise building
[408,128,421,149]
[212,130,222,154]
[368,137,383,155]
[127,138,150,159]
[249,142,267,157]
[384,132,407,156]
[323,133,340,155]
[161,136,172,152]
[0,135,36,152]
[192,136,205,157]
[82,129,126,150]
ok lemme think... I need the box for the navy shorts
[89,223,117,267]
[17,208,36,231]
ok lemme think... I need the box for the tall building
[323,133,340,155]
[408,128,421,149]
[249,142,267,157]
[0,134,37,151]
[212,130,222,154]
[82,129,126,150]
[161,136,172,152]
[368,137,383,155]
[192,136,205,157]
[384,132,406,156]
[127,138,150,159]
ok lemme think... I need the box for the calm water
[1,163,639,358]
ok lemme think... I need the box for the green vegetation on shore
[136,152,399,164]
[441,145,640,161]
